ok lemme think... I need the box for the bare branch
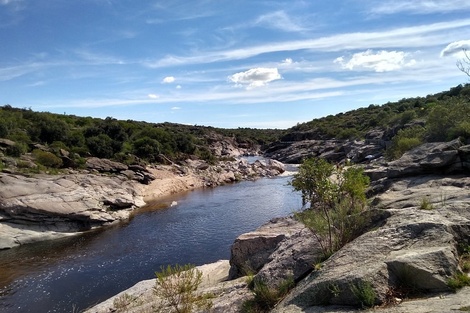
[457,49,470,77]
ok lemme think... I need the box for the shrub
[419,197,434,210]
[112,293,142,312]
[291,158,370,257]
[350,281,376,309]
[447,272,470,290]
[32,149,63,168]
[5,143,26,157]
[242,278,294,313]
[153,264,212,313]
[386,126,425,160]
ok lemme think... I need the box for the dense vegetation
[287,83,470,142]
[282,83,470,160]
[0,105,283,168]
[1,83,469,170]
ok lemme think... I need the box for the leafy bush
[242,278,294,313]
[5,143,26,157]
[32,149,63,168]
[350,281,376,308]
[386,126,425,160]
[153,264,212,313]
[447,272,470,290]
[291,158,370,258]
[419,197,434,210]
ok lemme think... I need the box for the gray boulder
[274,175,470,311]
[387,138,464,178]
[86,157,128,172]
[0,172,145,249]
[229,217,321,288]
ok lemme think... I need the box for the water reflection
[0,176,301,313]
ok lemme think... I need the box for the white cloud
[176,85,182,89]
[145,19,470,68]
[148,94,159,99]
[255,10,307,32]
[370,0,470,15]
[162,76,175,83]
[281,58,293,65]
[171,106,181,110]
[334,50,416,72]
[440,40,470,57]
[229,68,282,88]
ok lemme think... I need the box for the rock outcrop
[0,156,286,250]
[264,138,384,164]
[229,217,320,288]
[0,172,146,250]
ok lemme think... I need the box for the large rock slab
[387,138,465,178]
[274,175,470,311]
[84,260,254,313]
[229,217,321,288]
[0,172,145,249]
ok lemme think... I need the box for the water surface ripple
[0,175,301,313]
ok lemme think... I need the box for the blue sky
[1,0,470,129]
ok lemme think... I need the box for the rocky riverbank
[85,139,470,313]
[0,157,286,250]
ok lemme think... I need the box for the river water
[0,174,302,313]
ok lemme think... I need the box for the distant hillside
[283,83,470,142]
[1,83,469,172]
[0,106,284,171]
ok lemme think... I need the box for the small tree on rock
[291,157,370,258]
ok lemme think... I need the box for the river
[0,174,302,313]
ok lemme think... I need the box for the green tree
[132,136,162,161]
[386,126,425,160]
[291,158,370,257]
[86,134,114,158]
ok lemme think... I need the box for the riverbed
[0,175,302,313]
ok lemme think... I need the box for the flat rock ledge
[0,157,286,250]
[0,172,146,250]
[86,176,470,312]
[84,260,254,313]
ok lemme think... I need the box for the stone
[229,217,320,288]
[0,172,145,249]
[85,157,128,172]
[387,138,464,178]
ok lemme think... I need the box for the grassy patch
[350,281,376,309]
[419,197,434,210]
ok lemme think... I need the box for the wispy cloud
[369,0,470,15]
[144,19,470,68]
[73,50,125,65]
[254,10,309,32]
[441,40,470,57]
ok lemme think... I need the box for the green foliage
[350,281,376,309]
[5,143,27,157]
[426,99,470,142]
[112,293,142,312]
[458,244,470,273]
[447,272,470,290]
[86,134,115,159]
[419,197,434,210]
[153,264,212,313]
[132,136,162,161]
[242,278,294,313]
[291,158,370,257]
[386,126,425,160]
[32,149,63,168]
